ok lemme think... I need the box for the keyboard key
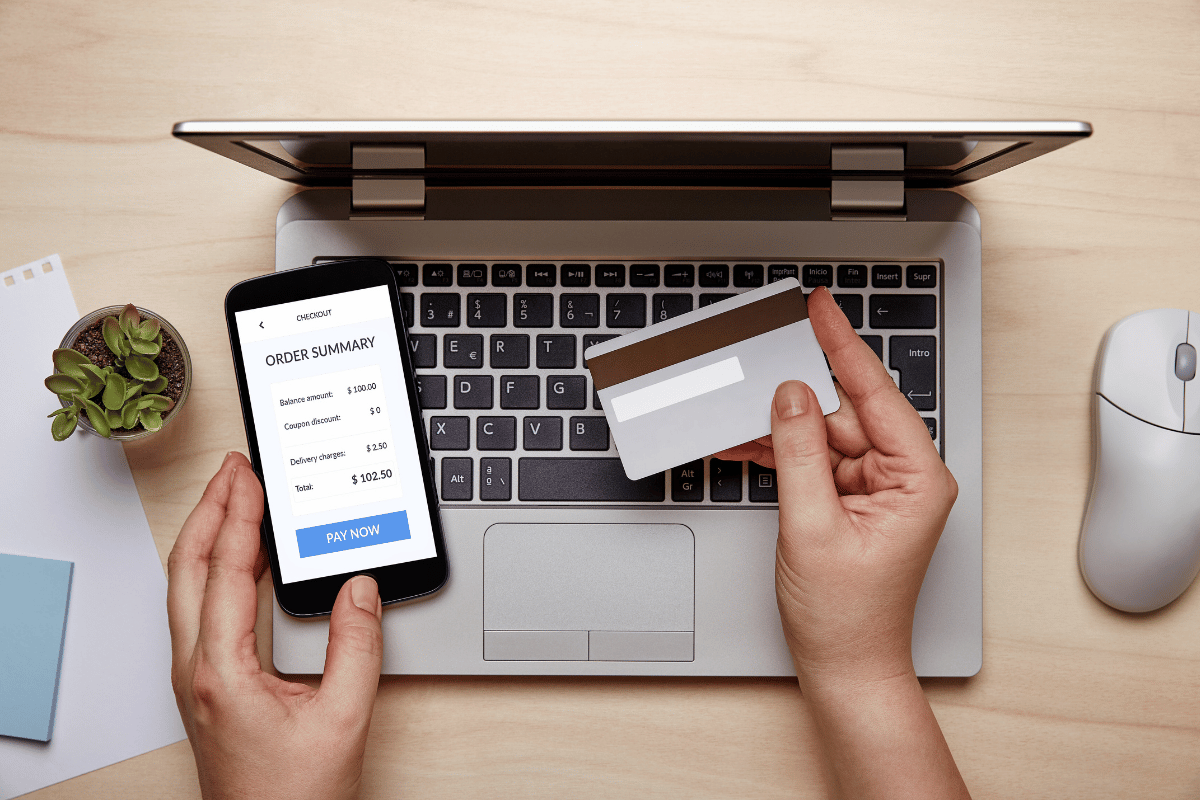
[457,263,487,286]
[514,294,554,327]
[490,334,530,368]
[803,264,833,288]
[907,264,937,289]
[407,333,437,367]
[415,374,446,409]
[535,335,576,368]
[444,334,484,368]
[392,263,419,286]
[400,293,414,329]
[547,375,587,409]
[454,375,494,409]
[441,458,473,500]
[582,334,618,367]
[523,417,563,450]
[430,417,470,450]
[890,336,936,411]
[733,264,764,287]
[477,416,517,450]
[606,294,646,328]
[869,295,936,329]
[492,263,521,286]
[860,335,883,361]
[480,457,513,501]
[596,264,625,287]
[499,375,539,409]
[922,417,937,439]
[630,264,660,287]
[421,294,460,327]
[671,460,704,502]
[699,264,729,287]
[560,293,600,328]
[768,264,798,283]
[749,462,778,503]
[423,263,453,286]
[871,265,903,288]
[562,263,591,286]
[593,387,602,410]
[527,264,556,287]
[569,416,609,450]
[665,264,695,287]
[709,459,742,502]
[518,458,665,501]
[651,294,693,323]
[838,264,868,288]
[833,294,863,329]
[699,293,735,307]
[466,293,507,327]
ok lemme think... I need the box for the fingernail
[775,381,809,419]
[351,575,380,617]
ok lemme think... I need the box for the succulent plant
[46,304,175,441]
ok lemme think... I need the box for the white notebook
[0,255,185,799]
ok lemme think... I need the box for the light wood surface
[4,1,1200,797]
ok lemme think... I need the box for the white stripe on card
[609,357,745,423]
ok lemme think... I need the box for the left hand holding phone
[168,451,383,800]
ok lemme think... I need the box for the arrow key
[889,336,936,411]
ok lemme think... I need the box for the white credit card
[585,278,840,480]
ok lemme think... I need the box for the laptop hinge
[351,144,426,219]
[830,145,906,219]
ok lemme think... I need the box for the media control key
[889,336,936,411]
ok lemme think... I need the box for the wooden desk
[4,1,1199,797]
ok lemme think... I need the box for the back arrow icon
[259,321,264,329]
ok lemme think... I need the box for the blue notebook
[0,553,73,742]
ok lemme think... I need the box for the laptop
[173,121,1091,677]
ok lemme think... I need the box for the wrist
[793,656,919,706]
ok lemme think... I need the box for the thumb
[770,381,844,543]
[317,575,383,723]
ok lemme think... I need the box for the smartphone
[225,258,447,616]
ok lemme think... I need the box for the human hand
[715,286,958,689]
[167,452,384,800]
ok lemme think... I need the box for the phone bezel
[224,258,447,617]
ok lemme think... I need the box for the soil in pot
[69,319,186,433]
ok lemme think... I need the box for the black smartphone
[224,259,447,616]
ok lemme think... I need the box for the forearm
[799,670,970,800]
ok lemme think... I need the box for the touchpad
[483,523,694,662]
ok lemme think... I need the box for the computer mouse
[1079,308,1200,612]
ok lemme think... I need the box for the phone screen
[233,284,438,586]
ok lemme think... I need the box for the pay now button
[296,510,410,558]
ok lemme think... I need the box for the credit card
[585,278,839,480]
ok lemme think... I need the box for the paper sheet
[0,255,185,799]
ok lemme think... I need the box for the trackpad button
[483,523,694,661]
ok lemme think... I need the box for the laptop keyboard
[378,260,940,505]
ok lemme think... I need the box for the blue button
[296,510,411,558]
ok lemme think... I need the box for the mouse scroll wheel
[1176,343,1197,381]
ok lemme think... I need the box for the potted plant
[44,304,192,441]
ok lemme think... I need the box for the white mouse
[1079,308,1200,612]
